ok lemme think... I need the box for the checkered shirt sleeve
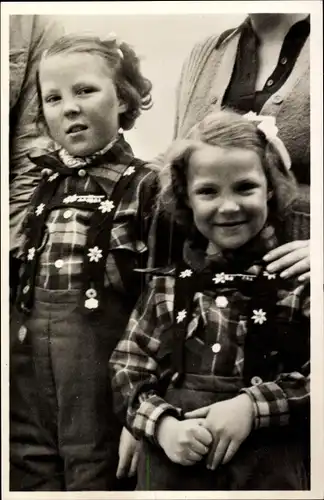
[110,275,183,443]
[241,283,310,429]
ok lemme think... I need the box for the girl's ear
[118,100,128,113]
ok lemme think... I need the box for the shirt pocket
[10,49,27,110]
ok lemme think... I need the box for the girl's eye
[76,87,96,95]
[236,182,258,193]
[44,95,60,104]
[196,187,217,196]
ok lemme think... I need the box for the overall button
[215,296,228,308]
[251,376,263,386]
[212,343,221,354]
[22,284,30,294]
[63,210,73,219]
[54,259,64,269]
[266,79,274,87]
[78,169,87,177]
[280,56,288,65]
[18,325,27,342]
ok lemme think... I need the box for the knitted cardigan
[173,27,310,187]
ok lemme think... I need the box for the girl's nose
[63,98,81,117]
[218,197,240,213]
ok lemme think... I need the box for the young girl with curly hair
[10,32,174,491]
[110,110,310,491]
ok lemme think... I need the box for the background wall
[55,14,246,159]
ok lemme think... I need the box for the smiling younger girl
[9,33,172,491]
[110,110,310,490]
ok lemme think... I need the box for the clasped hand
[157,394,254,470]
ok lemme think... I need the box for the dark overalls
[136,261,310,490]
[10,151,153,491]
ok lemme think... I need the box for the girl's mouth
[67,124,88,134]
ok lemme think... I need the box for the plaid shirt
[110,233,310,444]
[27,139,157,292]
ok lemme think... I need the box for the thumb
[184,405,211,419]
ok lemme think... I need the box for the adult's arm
[10,15,64,256]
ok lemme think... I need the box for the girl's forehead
[39,51,113,80]
[188,144,266,180]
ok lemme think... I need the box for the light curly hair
[159,109,298,234]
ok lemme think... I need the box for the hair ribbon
[243,112,291,171]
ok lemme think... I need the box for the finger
[207,437,230,470]
[192,424,213,447]
[128,449,140,477]
[116,460,127,479]
[222,440,241,464]
[184,406,211,419]
[185,448,204,462]
[189,438,210,456]
[279,258,310,279]
[298,271,310,283]
[266,250,308,274]
[263,241,308,262]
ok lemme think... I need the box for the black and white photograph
[1,1,323,498]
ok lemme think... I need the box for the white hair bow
[243,112,291,171]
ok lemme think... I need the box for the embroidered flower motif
[27,247,36,261]
[179,269,193,278]
[263,271,276,280]
[176,309,187,323]
[35,203,45,216]
[63,194,78,204]
[48,172,59,182]
[251,309,267,325]
[99,199,115,213]
[87,246,103,262]
[212,272,235,284]
[123,166,136,176]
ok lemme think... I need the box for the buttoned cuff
[241,382,289,429]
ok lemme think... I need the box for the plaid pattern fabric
[31,140,156,291]
[110,263,310,443]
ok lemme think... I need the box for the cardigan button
[251,376,263,386]
[84,297,99,309]
[78,169,87,177]
[54,259,64,269]
[18,325,27,343]
[63,210,73,219]
[273,94,283,105]
[85,288,97,298]
[22,284,30,294]
[171,372,180,384]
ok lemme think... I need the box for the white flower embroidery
[48,172,59,182]
[35,203,45,216]
[263,271,276,280]
[63,194,78,204]
[99,199,115,213]
[87,246,103,262]
[251,309,267,325]
[179,269,193,278]
[27,247,36,261]
[123,166,136,176]
[176,309,187,323]
[212,272,235,284]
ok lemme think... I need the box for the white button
[266,79,274,87]
[212,343,221,354]
[78,169,86,177]
[63,210,73,219]
[18,325,27,342]
[85,288,97,298]
[54,259,64,269]
[251,376,263,386]
[22,285,30,294]
[280,57,288,65]
[215,296,228,308]
[273,94,283,105]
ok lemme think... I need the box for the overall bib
[136,261,310,491]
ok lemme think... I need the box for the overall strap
[16,173,65,314]
[81,158,148,312]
